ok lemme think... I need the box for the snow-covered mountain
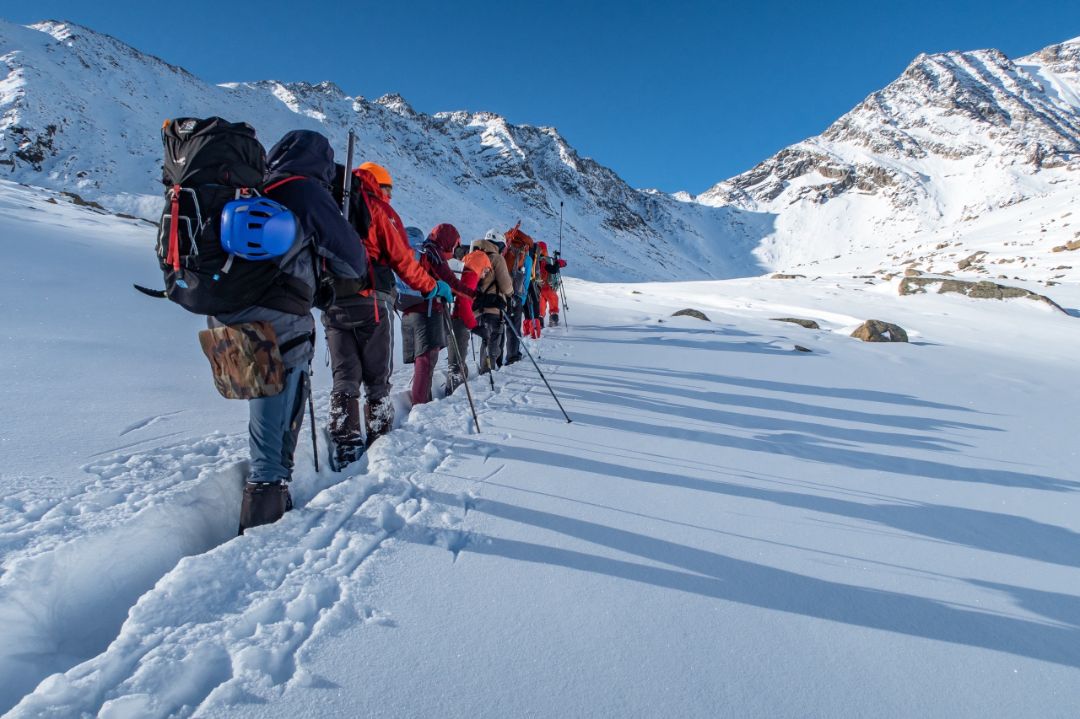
[697,38,1080,277]
[0,19,761,282]
[3,18,1080,285]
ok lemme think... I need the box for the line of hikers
[150,118,566,533]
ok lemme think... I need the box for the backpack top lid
[404,226,426,251]
[504,222,534,250]
[161,117,265,188]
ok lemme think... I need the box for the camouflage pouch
[197,321,285,400]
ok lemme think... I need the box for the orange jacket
[355,169,435,297]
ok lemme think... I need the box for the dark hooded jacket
[210,130,367,369]
[263,130,369,282]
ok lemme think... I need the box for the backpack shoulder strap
[264,175,305,194]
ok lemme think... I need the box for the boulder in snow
[771,317,820,329]
[672,309,710,321]
[851,320,908,343]
[899,275,1066,313]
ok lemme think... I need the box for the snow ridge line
[0,434,248,714]
[2,388,495,717]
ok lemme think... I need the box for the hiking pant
[248,366,308,483]
[323,298,394,404]
[524,285,541,321]
[540,285,559,316]
[411,347,439,405]
[402,309,447,405]
[446,316,471,391]
[478,313,504,374]
[504,302,524,362]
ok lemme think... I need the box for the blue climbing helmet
[219,197,299,260]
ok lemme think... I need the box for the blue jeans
[248,367,308,483]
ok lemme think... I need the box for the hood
[427,223,461,254]
[266,130,336,185]
[355,168,388,200]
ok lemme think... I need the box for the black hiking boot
[364,397,394,448]
[549,312,559,327]
[328,437,365,472]
[238,480,292,535]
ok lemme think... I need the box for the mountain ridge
[0,19,759,282]
[3,18,1080,284]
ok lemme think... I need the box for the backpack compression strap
[166,184,181,271]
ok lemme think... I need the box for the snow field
[2,185,1080,716]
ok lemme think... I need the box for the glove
[424,280,453,305]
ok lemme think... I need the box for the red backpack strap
[264,175,305,194]
[166,184,181,271]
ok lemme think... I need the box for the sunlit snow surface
[1,182,1079,718]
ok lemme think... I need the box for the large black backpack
[157,117,306,316]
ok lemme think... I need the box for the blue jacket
[519,254,534,304]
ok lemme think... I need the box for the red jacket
[404,223,473,315]
[452,269,480,329]
[355,169,435,297]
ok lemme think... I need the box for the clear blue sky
[6,1,1080,193]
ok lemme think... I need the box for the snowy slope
[698,37,1080,281]
[0,19,762,282]
[2,179,1080,717]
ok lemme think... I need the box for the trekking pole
[558,200,564,255]
[440,302,481,433]
[500,309,572,423]
[307,369,320,472]
[341,129,356,221]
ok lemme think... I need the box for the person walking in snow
[537,241,567,327]
[471,233,513,374]
[444,247,492,395]
[213,130,370,532]
[522,242,543,339]
[322,161,446,470]
[400,223,467,405]
[502,224,534,364]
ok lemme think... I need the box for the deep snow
[2,182,1079,717]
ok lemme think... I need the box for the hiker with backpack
[155,120,370,534]
[538,242,567,327]
[322,162,444,470]
[522,242,544,340]
[444,247,492,395]
[501,223,535,365]
[470,234,513,374]
[400,223,467,405]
